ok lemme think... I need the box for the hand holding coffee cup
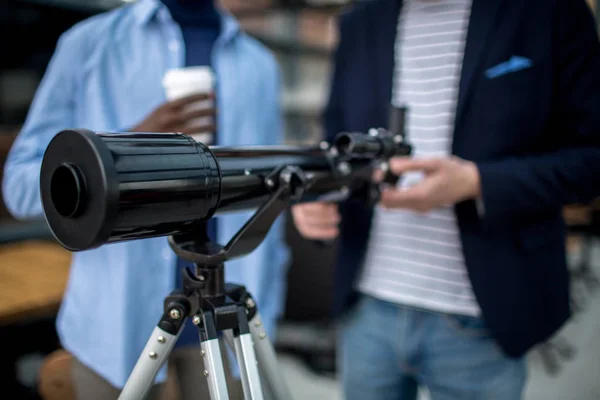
[161,66,216,144]
[131,93,216,135]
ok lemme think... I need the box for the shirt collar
[132,0,240,44]
[132,0,161,25]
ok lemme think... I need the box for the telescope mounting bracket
[168,165,311,267]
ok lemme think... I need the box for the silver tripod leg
[119,325,180,400]
[200,310,230,400]
[233,333,264,400]
[249,313,293,400]
[233,307,265,400]
[223,311,292,400]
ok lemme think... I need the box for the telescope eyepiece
[334,132,382,158]
[334,128,412,160]
[50,163,86,218]
[335,133,354,155]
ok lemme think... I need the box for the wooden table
[1,129,19,222]
[0,240,71,325]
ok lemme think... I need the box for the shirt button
[168,41,179,52]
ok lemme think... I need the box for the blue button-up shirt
[2,0,289,388]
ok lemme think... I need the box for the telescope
[39,106,411,400]
[40,106,411,256]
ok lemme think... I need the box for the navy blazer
[325,0,600,358]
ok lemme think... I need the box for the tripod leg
[200,310,230,400]
[249,312,293,400]
[119,309,184,400]
[232,307,265,400]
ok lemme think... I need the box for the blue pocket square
[485,56,533,79]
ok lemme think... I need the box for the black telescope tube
[40,129,344,251]
[40,129,221,251]
[209,145,331,212]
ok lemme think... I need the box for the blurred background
[1,0,600,399]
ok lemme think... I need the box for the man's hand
[379,157,481,212]
[291,202,340,240]
[131,93,216,134]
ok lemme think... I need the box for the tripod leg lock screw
[149,352,158,359]
[193,315,201,325]
[169,308,182,320]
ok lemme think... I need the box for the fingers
[298,202,340,217]
[380,187,423,209]
[172,108,217,134]
[300,205,340,226]
[389,157,442,175]
[178,124,217,135]
[372,167,385,182]
[171,113,215,130]
[168,93,214,109]
[171,106,216,128]
[295,223,339,240]
[379,182,433,212]
[374,158,437,184]
[292,202,340,240]
[182,107,216,120]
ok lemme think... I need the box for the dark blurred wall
[1,1,99,223]
[1,1,99,125]
[0,129,18,222]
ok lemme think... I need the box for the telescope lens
[50,163,85,217]
[40,129,221,251]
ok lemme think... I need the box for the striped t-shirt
[357,0,479,317]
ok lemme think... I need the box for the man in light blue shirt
[2,0,289,398]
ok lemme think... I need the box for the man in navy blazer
[292,0,600,398]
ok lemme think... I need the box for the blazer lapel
[372,0,403,128]
[455,0,506,134]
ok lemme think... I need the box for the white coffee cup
[162,66,215,144]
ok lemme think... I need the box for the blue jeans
[338,295,527,400]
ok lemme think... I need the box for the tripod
[118,259,289,400]
[118,167,308,400]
